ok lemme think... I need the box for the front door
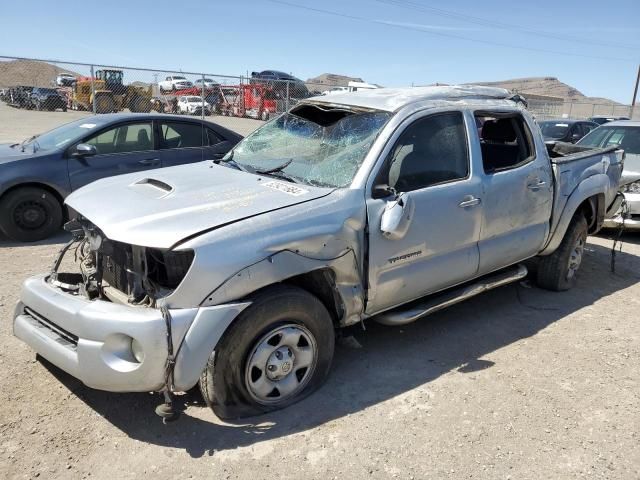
[68,121,159,191]
[366,111,483,315]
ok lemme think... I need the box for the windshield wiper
[21,135,37,153]
[254,159,293,175]
[213,151,249,172]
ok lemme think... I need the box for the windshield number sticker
[79,123,97,129]
[262,181,308,196]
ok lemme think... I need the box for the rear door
[156,120,233,167]
[474,112,553,274]
[68,120,159,190]
[365,110,483,314]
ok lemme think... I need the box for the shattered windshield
[228,105,391,187]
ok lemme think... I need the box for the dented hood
[65,161,332,249]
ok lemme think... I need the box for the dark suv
[29,88,67,112]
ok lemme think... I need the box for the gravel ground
[1,105,639,479]
[1,232,639,479]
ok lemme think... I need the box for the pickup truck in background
[13,86,624,421]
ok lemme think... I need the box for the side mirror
[571,133,581,142]
[73,143,97,157]
[372,184,397,199]
[380,192,415,240]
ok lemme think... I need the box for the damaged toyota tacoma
[13,86,624,420]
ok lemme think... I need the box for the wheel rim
[13,200,47,230]
[567,234,586,280]
[244,324,318,405]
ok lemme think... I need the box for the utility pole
[631,64,640,120]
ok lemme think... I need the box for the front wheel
[537,213,588,291]
[199,285,335,419]
[0,187,63,242]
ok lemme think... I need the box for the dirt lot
[1,106,639,479]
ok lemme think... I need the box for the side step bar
[374,264,528,326]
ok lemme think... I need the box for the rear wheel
[537,213,588,291]
[0,187,63,242]
[199,285,335,419]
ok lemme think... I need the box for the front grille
[24,307,78,348]
[98,239,194,296]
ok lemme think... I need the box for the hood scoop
[131,178,174,198]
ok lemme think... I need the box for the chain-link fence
[1,55,637,143]
[0,56,335,140]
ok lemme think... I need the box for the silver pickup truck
[13,86,624,421]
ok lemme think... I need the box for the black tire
[199,285,335,419]
[94,95,115,114]
[130,96,152,113]
[0,187,63,242]
[537,213,588,291]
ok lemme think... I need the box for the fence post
[90,65,96,114]
[201,74,205,120]
[286,80,290,111]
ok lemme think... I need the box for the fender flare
[202,249,364,326]
[540,173,607,256]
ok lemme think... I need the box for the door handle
[458,196,481,208]
[138,158,160,166]
[527,180,546,191]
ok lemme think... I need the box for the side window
[476,113,534,173]
[160,122,208,149]
[207,129,224,145]
[84,122,153,155]
[386,112,469,193]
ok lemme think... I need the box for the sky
[1,0,638,103]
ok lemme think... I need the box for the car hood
[0,143,45,164]
[65,161,333,249]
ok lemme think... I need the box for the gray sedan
[0,113,242,242]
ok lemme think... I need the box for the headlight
[622,181,640,194]
[131,338,145,363]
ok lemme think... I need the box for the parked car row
[1,86,67,111]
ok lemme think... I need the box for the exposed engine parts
[51,218,194,307]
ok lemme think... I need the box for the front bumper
[14,275,249,392]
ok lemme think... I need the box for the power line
[265,0,636,63]
[376,0,640,51]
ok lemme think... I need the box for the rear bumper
[603,215,640,230]
[14,274,249,392]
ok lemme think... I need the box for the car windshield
[186,96,202,102]
[539,121,570,139]
[578,126,640,155]
[21,117,106,152]
[228,105,392,188]
[38,88,58,95]
[174,77,187,81]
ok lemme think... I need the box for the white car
[159,75,193,93]
[177,95,211,115]
[56,73,76,87]
[194,78,220,89]
[577,120,640,229]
